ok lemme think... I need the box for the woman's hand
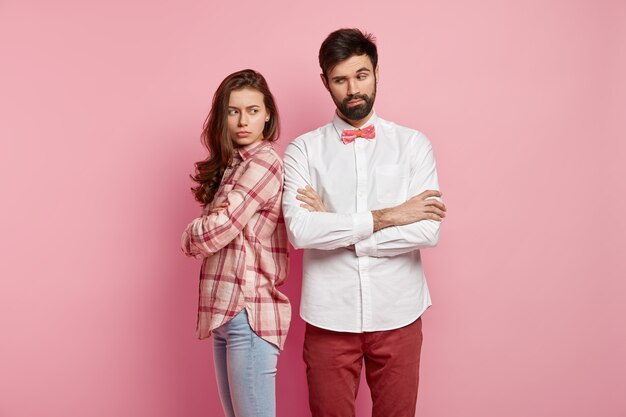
[209,200,230,214]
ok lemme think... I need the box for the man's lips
[347,99,364,106]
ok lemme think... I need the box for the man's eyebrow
[331,68,371,81]
[227,105,261,109]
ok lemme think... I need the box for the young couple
[181,28,446,417]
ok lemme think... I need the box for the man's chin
[345,110,369,121]
[339,104,363,118]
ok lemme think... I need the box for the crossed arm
[282,139,446,257]
[182,156,282,258]
[297,186,446,231]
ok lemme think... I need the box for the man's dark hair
[319,28,378,80]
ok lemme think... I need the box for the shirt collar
[331,111,379,142]
[234,140,272,161]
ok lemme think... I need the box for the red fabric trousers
[303,318,423,417]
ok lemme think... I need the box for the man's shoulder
[285,122,334,152]
[378,117,431,149]
[295,122,334,142]
[378,117,426,139]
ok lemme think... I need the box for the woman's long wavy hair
[191,69,280,205]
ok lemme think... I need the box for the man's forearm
[284,210,373,250]
[372,208,395,232]
[372,190,445,232]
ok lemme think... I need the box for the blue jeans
[212,310,279,417]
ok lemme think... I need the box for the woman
[181,69,290,417]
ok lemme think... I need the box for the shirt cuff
[355,233,377,257]
[351,212,374,244]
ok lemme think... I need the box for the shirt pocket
[375,164,408,205]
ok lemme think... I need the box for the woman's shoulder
[249,142,283,167]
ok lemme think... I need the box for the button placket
[354,138,372,330]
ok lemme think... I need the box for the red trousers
[303,318,423,417]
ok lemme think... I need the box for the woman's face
[227,88,269,147]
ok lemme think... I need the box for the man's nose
[347,79,359,96]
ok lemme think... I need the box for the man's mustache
[343,94,369,103]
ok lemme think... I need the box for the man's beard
[332,86,377,121]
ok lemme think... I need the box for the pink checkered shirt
[181,141,291,350]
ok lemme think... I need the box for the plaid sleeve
[181,229,202,258]
[187,153,282,256]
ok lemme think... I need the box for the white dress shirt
[283,112,441,332]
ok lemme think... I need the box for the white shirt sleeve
[355,137,441,258]
[283,140,373,250]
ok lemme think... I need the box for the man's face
[322,54,378,124]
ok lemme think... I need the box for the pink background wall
[1,0,625,416]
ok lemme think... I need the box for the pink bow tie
[341,125,376,144]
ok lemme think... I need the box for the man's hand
[373,190,446,232]
[296,185,328,212]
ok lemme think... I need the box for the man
[282,28,446,417]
